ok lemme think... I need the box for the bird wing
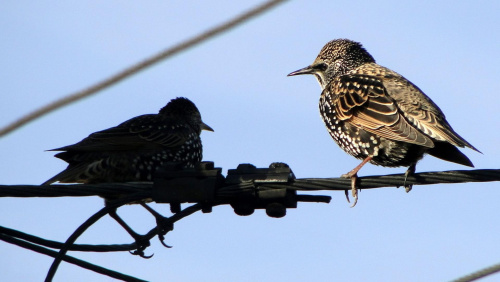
[49,114,192,152]
[326,74,435,147]
[381,72,480,152]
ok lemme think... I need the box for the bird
[42,97,213,253]
[42,97,213,185]
[288,39,480,207]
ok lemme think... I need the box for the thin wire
[0,204,203,280]
[0,226,136,252]
[0,0,288,138]
[451,262,500,282]
[44,199,199,281]
[0,233,146,282]
[45,192,148,282]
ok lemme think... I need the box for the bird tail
[41,177,58,186]
[426,141,474,167]
[430,118,481,154]
[41,163,90,185]
[41,170,72,186]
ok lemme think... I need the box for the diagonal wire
[451,262,500,282]
[44,198,201,281]
[0,0,289,138]
[45,192,149,282]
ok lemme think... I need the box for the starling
[288,39,480,206]
[42,97,213,185]
[42,97,213,253]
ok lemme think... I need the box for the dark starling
[42,97,212,254]
[42,97,213,185]
[42,98,213,253]
[288,39,480,206]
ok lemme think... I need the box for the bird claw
[139,203,175,248]
[344,190,350,203]
[404,164,416,193]
[129,236,153,258]
[350,187,358,208]
[342,172,359,207]
[159,234,173,248]
[403,177,413,193]
[130,249,154,259]
[156,217,174,249]
[404,184,413,193]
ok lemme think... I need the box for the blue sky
[1,1,499,281]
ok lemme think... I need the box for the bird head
[160,97,213,133]
[288,39,375,89]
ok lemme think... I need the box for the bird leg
[341,156,373,207]
[404,163,416,193]
[107,207,153,258]
[140,203,174,248]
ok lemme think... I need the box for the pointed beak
[287,65,315,76]
[201,121,214,132]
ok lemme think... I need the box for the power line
[1,162,498,218]
[451,262,500,282]
[1,166,498,200]
[0,226,136,252]
[0,233,145,282]
[0,0,289,138]
[1,162,498,281]
[45,194,149,282]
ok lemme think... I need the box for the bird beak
[201,121,214,132]
[287,65,314,76]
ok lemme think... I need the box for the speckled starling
[288,39,480,206]
[42,97,213,185]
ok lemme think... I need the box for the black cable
[0,168,497,281]
[289,169,500,191]
[45,192,149,282]
[44,196,198,281]
[0,233,146,282]
[2,169,498,198]
[0,183,150,198]
[0,226,136,252]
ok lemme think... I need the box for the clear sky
[1,1,499,281]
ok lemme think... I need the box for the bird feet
[341,156,372,207]
[155,217,174,248]
[404,164,416,193]
[129,235,153,259]
[107,208,153,258]
[140,203,174,248]
[341,171,358,208]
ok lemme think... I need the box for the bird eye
[313,63,328,71]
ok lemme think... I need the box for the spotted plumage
[42,97,213,185]
[288,39,480,206]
